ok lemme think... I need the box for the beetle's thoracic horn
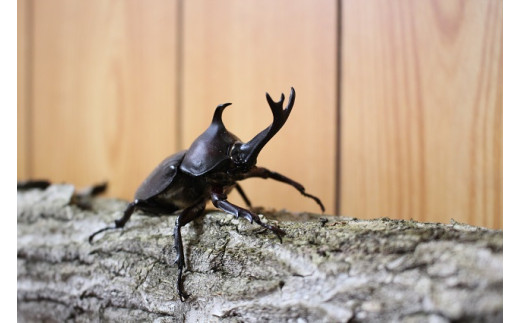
[238,87,295,165]
[212,102,232,127]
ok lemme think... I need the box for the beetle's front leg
[173,200,206,302]
[239,167,325,212]
[210,187,285,242]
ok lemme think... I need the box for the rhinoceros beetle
[89,87,324,301]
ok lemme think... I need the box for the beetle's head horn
[231,87,295,166]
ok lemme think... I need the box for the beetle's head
[179,88,295,177]
[229,87,295,172]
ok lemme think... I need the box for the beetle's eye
[230,142,245,164]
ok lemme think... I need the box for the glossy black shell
[134,103,241,202]
[134,150,186,201]
[180,103,240,176]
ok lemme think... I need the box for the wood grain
[181,0,337,214]
[340,0,502,228]
[18,0,502,228]
[29,0,178,200]
[17,0,30,179]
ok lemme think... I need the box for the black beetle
[89,87,324,301]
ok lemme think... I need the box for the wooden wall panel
[18,0,502,228]
[29,0,178,199]
[17,0,30,179]
[181,0,337,214]
[340,0,502,228]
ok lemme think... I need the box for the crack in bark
[134,260,160,292]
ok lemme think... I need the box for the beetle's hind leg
[173,200,206,302]
[88,199,141,243]
[234,183,252,209]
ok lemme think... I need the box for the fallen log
[17,184,502,322]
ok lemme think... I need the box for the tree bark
[18,185,503,322]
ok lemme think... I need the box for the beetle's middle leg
[173,200,206,302]
[210,187,285,242]
[239,167,325,212]
[234,183,252,208]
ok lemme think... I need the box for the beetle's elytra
[89,88,324,301]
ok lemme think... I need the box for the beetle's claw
[176,265,190,302]
[272,226,286,243]
[179,290,190,302]
[88,225,117,244]
[255,218,286,243]
[239,211,254,224]
[301,192,325,213]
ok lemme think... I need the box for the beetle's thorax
[204,163,250,186]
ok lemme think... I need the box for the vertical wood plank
[30,0,178,199]
[341,0,502,228]
[182,0,337,213]
[17,0,31,179]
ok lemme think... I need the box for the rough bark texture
[18,185,503,322]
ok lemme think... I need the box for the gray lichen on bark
[18,185,502,322]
